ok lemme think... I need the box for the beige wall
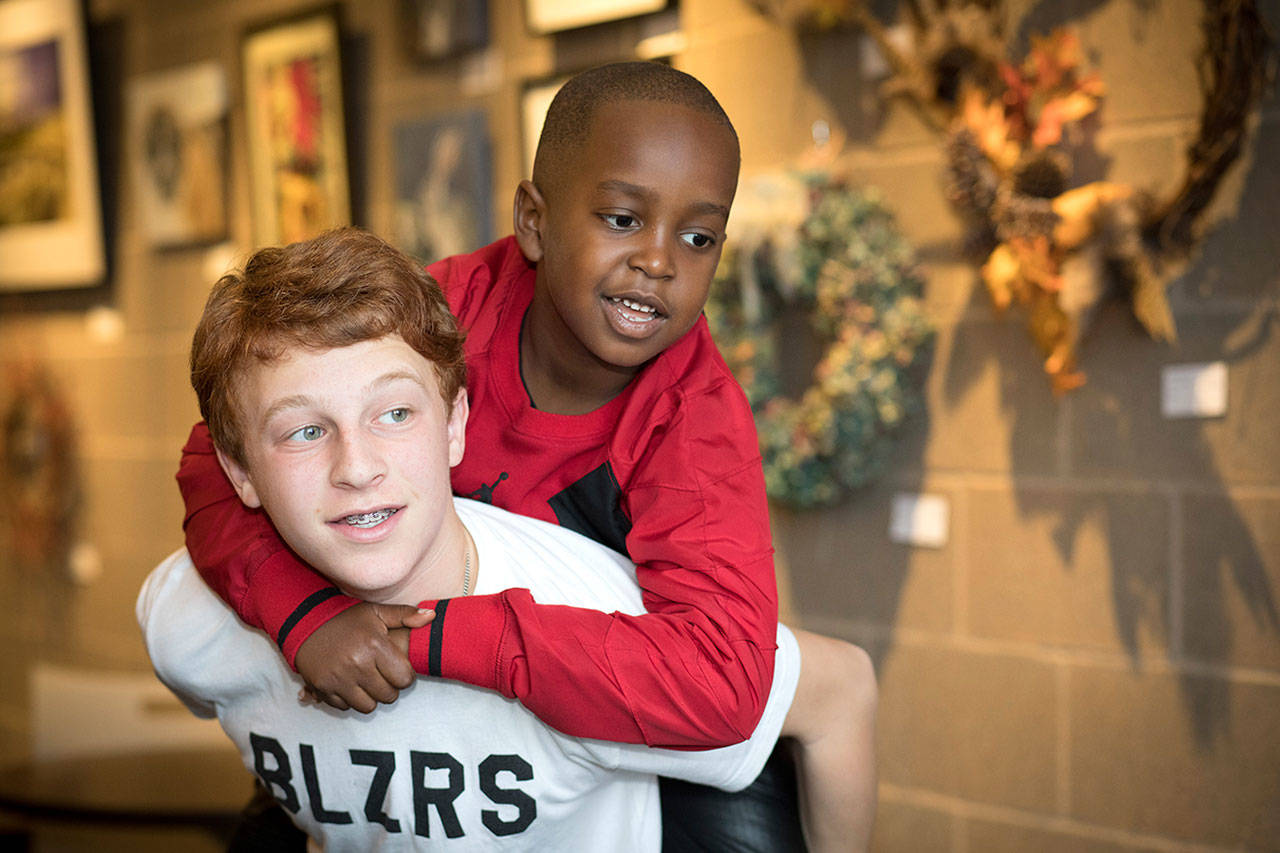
[1,0,1276,849]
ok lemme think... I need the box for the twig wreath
[749,0,1276,392]
[707,173,933,508]
[1,361,80,570]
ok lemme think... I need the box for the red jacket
[178,236,777,748]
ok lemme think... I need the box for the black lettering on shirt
[411,751,465,839]
[350,749,400,832]
[250,732,300,814]
[300,743,352,825]
[479,754,536,836]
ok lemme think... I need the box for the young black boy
[177,62,877,850]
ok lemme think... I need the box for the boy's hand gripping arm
[409,391,779,749]
[417,585,776,750]
[178,422,429,712]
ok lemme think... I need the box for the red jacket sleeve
[408,582,773,749]
[177,422,360,667]
[408,359,778,749]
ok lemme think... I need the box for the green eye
[288,425,324,442]
[379,408,410,424]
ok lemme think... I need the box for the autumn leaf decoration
[949,29,1144,392]
[749,0,1275,394]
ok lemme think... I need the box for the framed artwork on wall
[405,0,489,61]
[241,7,350,248]
[524,0,667,35]
[0,0,105,291]
[393,109,492,265]
[128,61,228,248]
[519,74,570,179]
[519,54,674,177]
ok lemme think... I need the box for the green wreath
[707,174,933,508]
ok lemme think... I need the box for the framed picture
[128,61,228,248]
[405,0,488,61]
[519,74,570,179]
[0,0,105,291]
[241,8,350,248]
[524,0,667,35]
[393,109,492,265]
[519,56,673,177]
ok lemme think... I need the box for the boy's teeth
[610,296,656,315]
[344,509,396,528]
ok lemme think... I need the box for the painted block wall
[0,0,1275,849]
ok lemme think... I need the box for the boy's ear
[215,446,263,509]
[446,387,469,468]
[512,179,547,263]
[450,384,471,466]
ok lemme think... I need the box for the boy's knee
[840,642,877,720]
[795,631,878,732]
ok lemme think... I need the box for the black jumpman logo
[467,472,509,504]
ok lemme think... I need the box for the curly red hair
[191,227,466,465]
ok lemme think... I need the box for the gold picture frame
[241,7,351,248]
[0,0,105,291]
[524,0,667,35]
[518,73,570,179]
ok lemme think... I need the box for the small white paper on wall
[889,493,950,549]
[1161,362,1228,419]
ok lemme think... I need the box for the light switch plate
[889,493,950,549]
[1161,362,1228,419]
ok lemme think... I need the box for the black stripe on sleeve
[276,587,344,649]
[427,598,450,677]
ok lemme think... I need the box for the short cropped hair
[531,61,739,197]
[191,227,466,466]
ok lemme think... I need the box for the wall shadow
[783,0,1279,750]
[937,113,1279,748]
[768,336,936,680]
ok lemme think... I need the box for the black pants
[227,740,805,852]
[226,780,306,853]
[660,740,806,852]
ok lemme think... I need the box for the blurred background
[0,0,1276,850]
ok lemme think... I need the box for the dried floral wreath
[707,174,933,507]
[750,0,1276,392]
[1,362,80,570]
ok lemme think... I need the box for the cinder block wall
[0,0,1275,849]
[730,0,1280,849]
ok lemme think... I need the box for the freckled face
[216,337,468,604]
[530,100,740,375]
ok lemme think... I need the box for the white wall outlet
[1161,362,1228,419]
[889,493,950,549]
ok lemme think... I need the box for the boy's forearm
[403,460,781,747]
[408,587,776,748]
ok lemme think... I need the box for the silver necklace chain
[461,535,472,596]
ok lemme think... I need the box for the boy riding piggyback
[177,62,877,850]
